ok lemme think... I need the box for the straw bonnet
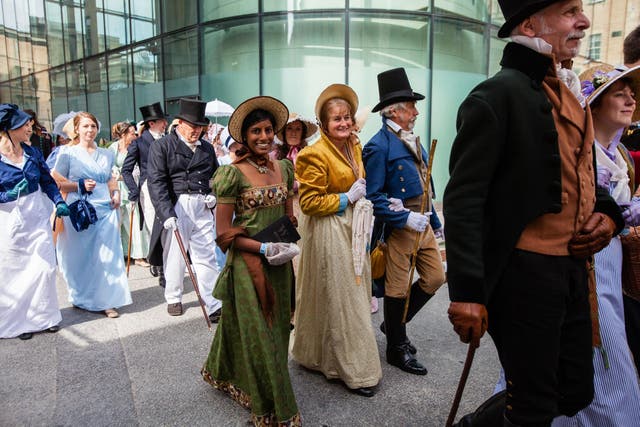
[580,64,640,122]
[275,112,319,144]
[314,84,359,123]
[227,96,289,143]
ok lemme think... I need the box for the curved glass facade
[0,0,508,196]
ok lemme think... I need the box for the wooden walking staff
[445,340,478,427]
[173,229,212,330]
[126,204,135,277]
[402,138,437,323]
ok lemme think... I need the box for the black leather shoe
[18,332,33,340]
[47,325,60,333]
[208,308,222,323]
[452,391,507,427]
[351,386,375,397]
[149,265,160,277]
[380,322,417,355]
[386,346,427,375]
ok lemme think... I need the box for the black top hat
[372,68,425,113]
[139,102,167,123]
[174,99,210,127]
[497,0,559,38]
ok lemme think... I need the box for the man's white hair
[380,101,408,118]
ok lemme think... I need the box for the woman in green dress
[202,96,301,426]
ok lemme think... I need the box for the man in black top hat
[121,102,168,280]
[444,1,623,426]
[147,98,222,321]
[363,67,445,376]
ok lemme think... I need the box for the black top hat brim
[371,91,425,113]
[497,0,558,38]
[174,114,210,127]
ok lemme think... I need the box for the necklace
[245,158,269,174]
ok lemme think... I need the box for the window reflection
[262,13,345,115]
[108,50,134,122]
[103,0,130,50]
[163,0,196,32]
[349,0,428,11]
[45,0,65,67]
[349,13,429,143]
[431,17,487,198]
[201,19,259,108]
[131,0,160,42]
[434,0,489,21]
[133,43,163,118]
[50,67,69,116]
[29,0,49,72]
[263,0,344,12]
[64,1,85,61]
[163,29,198,100]
[85,56,110,138]
[66,61,87,112]
[201,0,256,22]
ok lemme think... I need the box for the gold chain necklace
[245,158,269,174]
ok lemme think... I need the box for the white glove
[346,178,366,204]
[433,226,444,239]
[388,197,409,212]
[163,217,178,231]
[204,194,217,209]
[406,212,430,232]
[264,242,300,266]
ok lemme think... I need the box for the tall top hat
[139,102,167,123]
[497,0,559,38]
[174,99,210,127]
[372,68,425,113]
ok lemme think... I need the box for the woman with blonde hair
[109,121,149,266]
[291,84,382,397]
[51,112,132,318]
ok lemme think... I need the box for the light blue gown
[53,145,132,311]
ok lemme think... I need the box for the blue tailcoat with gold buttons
[363,119,439,230]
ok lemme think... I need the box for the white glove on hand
[204,194,217,209]
[433,226,444,239]
[388,197,409,212]
[346,178,366,204]
[163,217,178,231]
[406,212,430,232]
[264,242,301,266]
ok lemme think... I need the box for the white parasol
[205,98,235,124]
[352,197,374,285]
[52,111,78,139]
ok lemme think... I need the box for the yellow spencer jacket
[295,131,364,217]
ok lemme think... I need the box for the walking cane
[126,204,135,277]
[445,340,478,427]
[402,139,437,323]
[173,229,212,330]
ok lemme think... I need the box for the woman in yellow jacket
[291,84,382,397]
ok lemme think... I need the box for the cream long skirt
[291,205,382,389]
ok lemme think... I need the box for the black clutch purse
[252,215,300,243]
[68,195,98,232]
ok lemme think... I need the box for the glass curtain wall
[1,0,505,191]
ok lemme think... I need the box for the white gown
[0,191,61,338]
